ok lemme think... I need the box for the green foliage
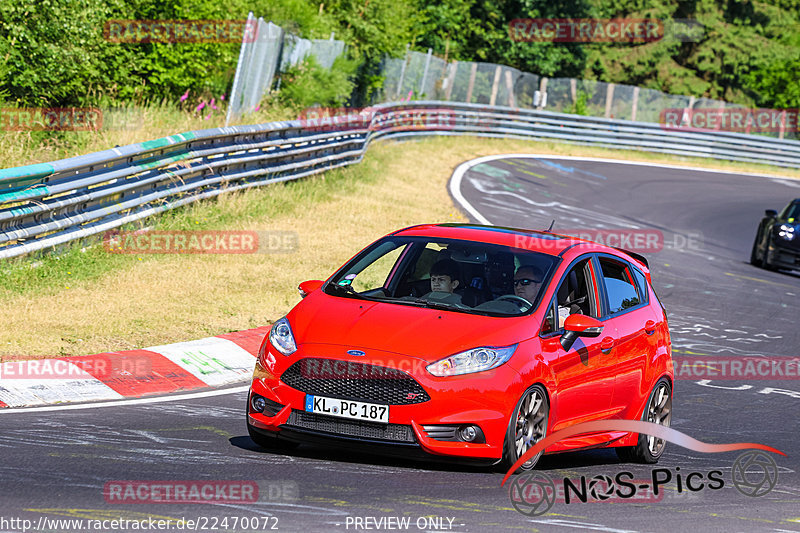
[0,0,135,106]
[276,55,359,109]
[409,0,800,110]
[0,0,797,119]
[569,90,590,115]
[413,0,590,77]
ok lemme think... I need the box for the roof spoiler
[616,248,649,269]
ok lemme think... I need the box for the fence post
[419,48,433,97]
[605,83,615,118]
[538,77,548,109]
[779,110,786,140]
[226,12,255,126]
[489,65,502,106]
[396,44,410,99]
[466,63,477,103]
[444,61,458,101]
[504,69,516,108]
[631,86,639,122]
[570,79,577,103]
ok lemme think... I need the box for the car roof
[391,223,647,268]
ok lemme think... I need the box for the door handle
[600,337,615,354]
[645,320,656,335]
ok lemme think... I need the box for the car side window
[541,300,557,335]
[541,257,598,334]
[631,268,650,304]
[599,257,641,314]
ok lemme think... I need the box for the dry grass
[0,99,297,168]
[1,135,798,359]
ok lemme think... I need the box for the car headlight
[269,317,297,356]
[778,224,796,241]
[427,344,517,377]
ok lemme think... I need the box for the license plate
[305,395,389,423]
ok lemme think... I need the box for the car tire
[763,235,779,271]
[750,232,763,267]
[501,384,549,473]
[616,378,672,464]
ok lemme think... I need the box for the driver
[513,265,544,304]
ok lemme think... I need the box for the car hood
[288,292,529,363]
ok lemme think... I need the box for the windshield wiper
[401,297,463,311]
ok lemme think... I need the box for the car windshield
[781,202,800,222]
[325,236,559,316]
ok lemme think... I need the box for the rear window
[599,257,641,314]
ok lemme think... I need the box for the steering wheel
[496,295,532,311]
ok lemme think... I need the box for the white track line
[0,385,249,414]
[448,153,799,225]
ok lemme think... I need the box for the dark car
[751,199,800,271]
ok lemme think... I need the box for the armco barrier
[2,101,800,259]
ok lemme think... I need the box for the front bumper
[247,345,527,460]
[768,240,800,270]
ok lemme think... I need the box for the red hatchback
[247,224,673,471]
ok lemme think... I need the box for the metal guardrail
[2,101,800,259]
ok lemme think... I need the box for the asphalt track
[1,155,799,533]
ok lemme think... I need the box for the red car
[247,224,673,471]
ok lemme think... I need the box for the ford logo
[346,350,366,357]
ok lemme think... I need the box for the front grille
[281,358,430,405]
[286,410,416,443]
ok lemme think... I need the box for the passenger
[424,259,463,304]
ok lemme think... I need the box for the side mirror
[765,209,778,218]
[560,314,604,351]
[298,279,323,298]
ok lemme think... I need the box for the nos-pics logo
[502,420,783,517]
